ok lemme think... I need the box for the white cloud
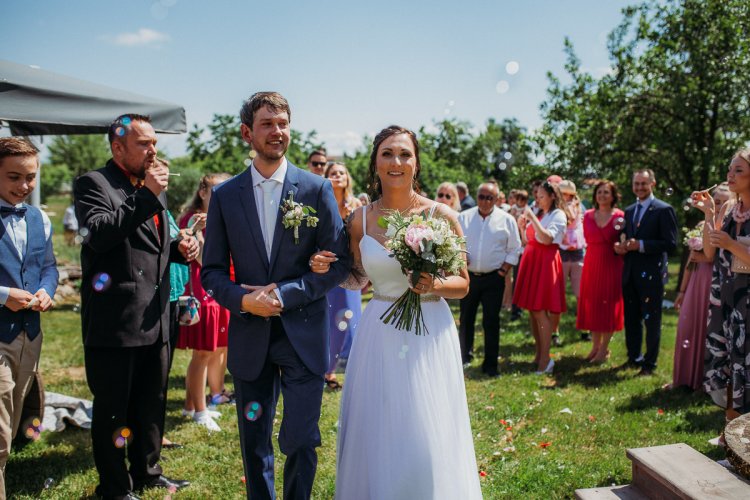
[105,28,170,47]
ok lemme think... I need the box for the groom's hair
[240,92,291,129]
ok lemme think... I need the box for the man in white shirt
[458,181,522,376]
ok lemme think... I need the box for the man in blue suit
[201,92,350,499]
[615,169,677,376]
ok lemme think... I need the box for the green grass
[6,200,722,499]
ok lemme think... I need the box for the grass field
[6,196,723,499]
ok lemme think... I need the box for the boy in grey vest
[0,138,58,499]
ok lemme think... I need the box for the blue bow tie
[0,206,27,218]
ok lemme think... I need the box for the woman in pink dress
[577,180,625,363]
[513,181,572,374]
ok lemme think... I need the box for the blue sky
[2,0,633,157]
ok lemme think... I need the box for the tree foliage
[538,0,750,213]
[185,114,323,174]
[343,118,538,199]
[42,134,110,202]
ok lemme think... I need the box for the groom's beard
[254,140,289,163]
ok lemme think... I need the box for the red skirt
[513,240,567,313]
[177,261,230,351]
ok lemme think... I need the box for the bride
[310,125,483,499]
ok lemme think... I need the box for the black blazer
[74,160,184,347]
[622,197,677,286]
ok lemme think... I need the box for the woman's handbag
[730,235,750,274]
[178,275,200,326]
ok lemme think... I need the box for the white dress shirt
[459,206,522,273]
[539,209,568,245]
[0,200,55,305]
[250,158,288,255]
[249,158,288,307]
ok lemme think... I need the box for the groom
[201,92,350,499]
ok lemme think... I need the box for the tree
[47,134,110,178]
[41,134,110,201]
[344,119,538,199]
[186,114,324,175]
[538,0,750,212]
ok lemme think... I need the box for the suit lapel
[269,165,300,271]
[238,169,270,273]
[107,162,162,250]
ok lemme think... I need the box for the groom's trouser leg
[269,322,324,500]
[236,360,280,500]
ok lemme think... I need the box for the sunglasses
[437,192,452,200]
[477,194,495,201]
[310,161,326,168]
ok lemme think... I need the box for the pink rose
[404,224,433,254]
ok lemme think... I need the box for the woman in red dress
[513,181,572,374]
[577,180,625,363]
[178,173,232,431]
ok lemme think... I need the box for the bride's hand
[309,250,338,274]
[409,271,435,295]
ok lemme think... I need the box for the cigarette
[168,173,181,176]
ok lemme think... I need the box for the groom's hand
[240,284,283,317]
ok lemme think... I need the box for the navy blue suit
[201,162,350,499]
[622,197,677,370]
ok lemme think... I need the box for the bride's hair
[366,125,422,201]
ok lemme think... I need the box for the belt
[372,292,441,303]
[469,269,500,277]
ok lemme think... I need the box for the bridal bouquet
[378,211,466,335]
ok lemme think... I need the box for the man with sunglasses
[306,149,327,176]
[458,181,522,376]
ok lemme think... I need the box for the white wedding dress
[335,206,483,500]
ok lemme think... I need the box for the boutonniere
[280,191,319,243]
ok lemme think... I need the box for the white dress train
[335,206,482,500]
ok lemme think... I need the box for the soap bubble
[22,416,43,441]
[151,2,169,19]
[495,80,510,94]
[682,339,690,349]
[113,427,132,448]
[244,401,263,422]
[43,478,54,489]
[92,273,111,292]
[505,61,520,75]
[499,162,508,171]
[665,187,674,196]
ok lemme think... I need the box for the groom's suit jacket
[201,162,351,381]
